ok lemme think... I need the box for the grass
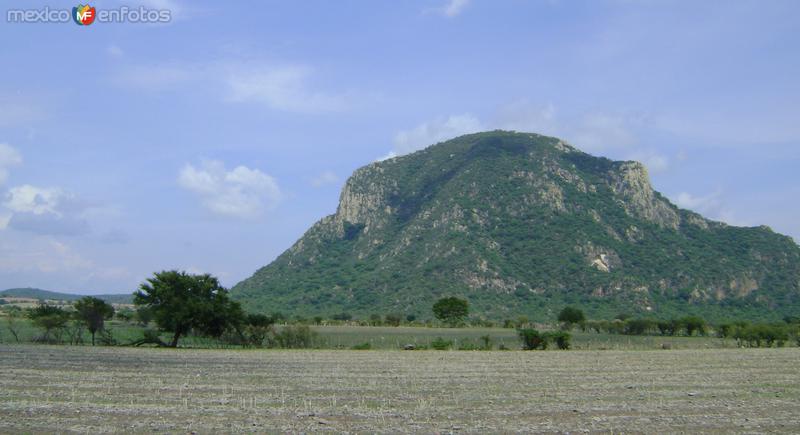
[1,344,799,433]
[0,318,751,350]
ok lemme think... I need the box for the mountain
[231,131,800,322]
[0,288,133,305]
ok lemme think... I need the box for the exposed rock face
[232,131,800,321]
[607,162,680,229]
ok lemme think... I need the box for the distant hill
[0,288,133,304]
[232,131,800,322]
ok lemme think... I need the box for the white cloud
[495,101,558,136]
[0,238,93,274]
[442,0,470,17]
[310,170,339,187]
[226,65,349,113]
[0,143,22,186]
[390,114,484,157]
[4,185,64,215]
[178,160,281,218]
[107,44,124,57]
[570,112,638,152]
[112,60,355,113]
[2,185,91,236]
[626,150,670,174]
[671,191,748,226]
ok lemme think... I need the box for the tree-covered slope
[232,131,800,322]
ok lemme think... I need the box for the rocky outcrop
[607,162,680,229]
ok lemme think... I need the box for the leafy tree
[133,270,244,347]
[242,313,275,347]
[518,328,548,350]
[4,311,22,342]
[432,297,469,327]
[135,306,153,326]
[557,306,585,328]
[682,316,707,336]
[27,304,70,343]
[545,331,571,349]
[74,297,115,345]
[385,313,402,327]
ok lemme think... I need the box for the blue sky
[0,0,798,294]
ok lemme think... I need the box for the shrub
[432,297,469,327]
[479,334,492,350]
[623,318,655,335]
[351,342,372,350]
[430,337,453,350]
[518,328,548,350]
[458,342,479,351]
[546,331,571,350]
[28,304,69,343]
[274,325,318,349]
[682,316,707,336]
[384,314,402,327]
[557,306,585,328]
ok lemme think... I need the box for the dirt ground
[1,345,798,433]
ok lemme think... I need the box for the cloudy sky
[1,0,798,294]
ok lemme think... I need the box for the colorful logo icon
[72,4,96,25]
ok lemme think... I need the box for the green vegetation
[432,296,469,326]
[73,297,115,346]
[0,288,132,304]
[133,270,245,347]
[557,306,585,329]
[231,131,800,322]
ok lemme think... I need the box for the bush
[274,325,318,349]
[623,318,655,335]
[332,312,352,321]
[351,342,372,350]
[545,331,571,350]
[458,342,479,350]
[432,297,469,327]
[557,307,585,328]
[518,328,548,350]
[682,316,707,336]
[430,337,453,350]
[384,314,402,327]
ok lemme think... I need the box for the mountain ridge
[0,288,133,304]
[232,131,800,321]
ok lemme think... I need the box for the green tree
[432,297,469,327]
[557,306,585,328]
[682,316,707,336]
[518,328,548,350]
[28,304,70,343]
[73,297,115,346]
[133,270,244,347]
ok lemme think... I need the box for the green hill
[0,288,133,305]
[231,131,800,322]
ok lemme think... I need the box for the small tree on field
[557,306,585,329]
[518,328,548,350]
[432,297,469,327]
[74,296,115,346]
[133,270,244,347]
[385,313,402,327]
[545,331,571,350]
[682,316,707,336]
[28,304,70,343]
